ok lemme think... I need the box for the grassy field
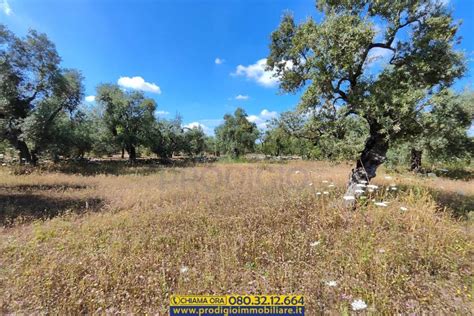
[0,161,473,314]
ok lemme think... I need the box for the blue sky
[1,0,473,135]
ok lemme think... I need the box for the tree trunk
[127,145,136,163]
[121,147,125,159]
[16,140,32,164]
[345,125,389,205]
[30,149,39,166]
[410,148,422,172]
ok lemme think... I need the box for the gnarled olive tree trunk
[345,123,389,203]
[410,148,422,172]
[127,145,137,163]
[16,139,32,164]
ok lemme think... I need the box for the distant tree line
[1,22,473,170]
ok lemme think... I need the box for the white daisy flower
[391,187,397,191]
[384,176,392,180]
[316,192,322,195]
[325,280,337,287]
[309,183,313,186]
[180,266,189,274]
[322,180,329,183]
[400,207,408,211]
[374,202,388,207]
[323,191,329,195]
[295,170,301,174]
[328,184,335,188]
[351,299,368,311]
[310,241,321,247]
[343,195,355,201]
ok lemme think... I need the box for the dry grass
[0,161,472,314]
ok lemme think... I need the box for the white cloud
[1,0,12,15]
[468,123,474,137]
[235,94,249,100]
[233,58,280,88]
[156,110,169,116]
[215,58,225,65]
[117,76,161,94]
[247,109,278,130]
[366,47,393,68]
[85,95,95,102]
[184,122,213,135]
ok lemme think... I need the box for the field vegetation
[0,161,472,314]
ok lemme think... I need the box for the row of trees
[1,4,473,172]
[0,24,213,163]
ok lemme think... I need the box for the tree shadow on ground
[11,158,210,176]
[390,184,474,220]
[1,183,89,192]
[430,190,474,219]
[0,189,104,226]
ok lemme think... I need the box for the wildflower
[323,191,329,195]
[391,187,397,191]
[355,189,365,194]
[374,202,387,207]
[378,249,386,253]
[180,266,189,274]
[310,241,320,247]
[384,176,392,180]
[386,188,390,191]
[316,192,322,195]
[351,299,368,311]
[325,280,337,287]
[400,207,408,211]
[309,183,313,186]
[367,184,378,189]
[295,170,301,174]
[328,184,335,188]
[322,180,329,183]
[343,195,355,201]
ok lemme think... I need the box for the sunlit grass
[0,161,472,313]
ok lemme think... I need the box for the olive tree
[403,90,474,171]
[0,24,83,164]
[96,84,156,162]
[267,0,465,197]
[215,108,259,157]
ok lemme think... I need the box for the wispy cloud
[232,58,279,87]
[365,47,393,68]
[156,110,169,116]
[117,76,161,94]
[85,95,95,102]
[247,109,278,130]
[1,0,12,15]
[183,122,213,135]
[235,94,249,100]
[215,57,225,65]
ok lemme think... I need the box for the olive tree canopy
[267,0,466,197]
